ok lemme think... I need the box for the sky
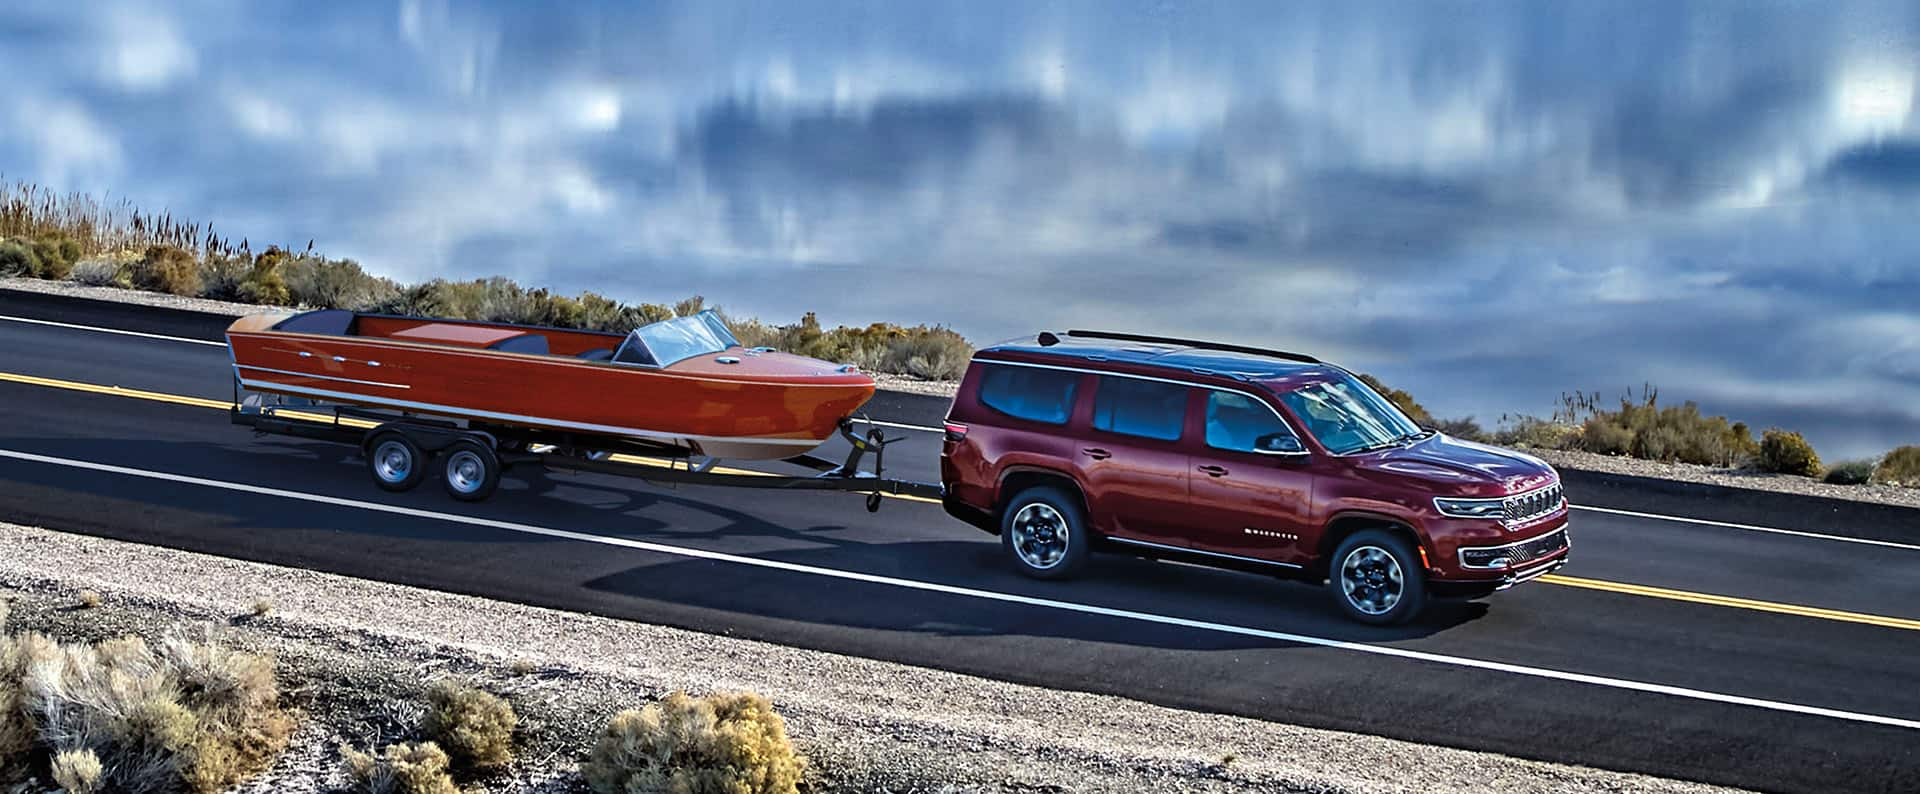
[2,0,1918,458]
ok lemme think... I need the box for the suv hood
[1351,433,1557,496]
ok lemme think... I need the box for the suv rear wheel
[1328,529,1428,625]
[1000,486,1090,580]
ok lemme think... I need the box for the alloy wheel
[1340,545,1405,616]
[1010,503,1070,570]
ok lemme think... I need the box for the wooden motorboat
[225,309,876,459]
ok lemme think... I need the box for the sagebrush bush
[1875,445,1920,487]
[1571,389,1758,466]
[29,237,80,279]
[69,257,125,287]
[1822,459,1877,485]
[422,681,515,774]
[51,747,104,793]
[1432,416,1485,441]
[1,630,293,793]
[583,690,804,794]
[1757,429,1822,476]
[196,254,252,301]
[1493,416,1581,450]
[882,326,971,380]
[342,742,459,794]
[0,240,41,277]
[131,245,202,296]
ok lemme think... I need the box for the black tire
[999,486,1091,580]
[441,439,501,502]
[1327,529,1428,625]
[365,432,428,492]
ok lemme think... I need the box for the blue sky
[3,1,1918,457]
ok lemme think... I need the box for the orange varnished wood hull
[226,313,876,458]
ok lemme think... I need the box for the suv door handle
[1081,448,1112,460]
[1197,464,1229,477]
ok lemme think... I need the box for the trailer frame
[228,386,942,511]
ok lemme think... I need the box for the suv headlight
[1433,497,1506,520]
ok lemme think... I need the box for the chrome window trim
[1456,527,1570,570]
[1104,535,1304,569]
[974,357,1309,456]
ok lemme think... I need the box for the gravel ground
[0,521,1738,794]
[0,275,267,317]
[1530,448,1920,510]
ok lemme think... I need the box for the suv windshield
[1277,374,1423,455]
[620,311,740,367]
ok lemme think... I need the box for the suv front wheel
[1000,486,1091,580]
[1328,529,1428,625]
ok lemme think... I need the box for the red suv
[939,330,1570,624]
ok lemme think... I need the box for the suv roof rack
[1059,329,1321,364]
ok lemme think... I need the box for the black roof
[979,330,1330,381]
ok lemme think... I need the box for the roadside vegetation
[0,598,294,793]
[0,181,971,380]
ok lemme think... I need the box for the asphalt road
[2,290,1918,793]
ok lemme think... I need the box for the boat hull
[226,314,876,459]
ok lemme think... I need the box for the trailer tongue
[231,387,941,511]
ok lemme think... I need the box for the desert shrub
[1822,459,1877,485]
[70,257,126,287]
[29,237,81,279]
[1432,416,1486,441]
[421,681,515,774]
[239,247,292,306]
[1356,374,1435,427]
[52,747,104,793]
[4,631,292,793]
[77,590,102,609]
[130,245,202,296]
[282,255,396,310]
[1570,388,1757,466]
[195,254,253,301]
[583,690,803,794]
[1757,429,1822,476]
[881,326,971,380]
[342,741,459,794]
[0,240,42,277]
[1874,445,1920,487]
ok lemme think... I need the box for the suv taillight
[943,422,969,442]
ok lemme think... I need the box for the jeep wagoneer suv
[938,330,1570,624]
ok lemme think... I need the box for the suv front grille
[1460,528,1570,570]
[1503,482,1565,524]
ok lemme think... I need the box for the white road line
[1570,504,1920,552]
[3,446,1916,732]
[0,314,226,347]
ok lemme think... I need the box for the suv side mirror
[1253,433,1307,456]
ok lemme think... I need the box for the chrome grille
[1503,482,1565,524]
[1460,528,1570,570]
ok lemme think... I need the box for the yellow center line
[2,369,1911,629]
[1539,574,1920,631]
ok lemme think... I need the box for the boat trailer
[229,388,943,512]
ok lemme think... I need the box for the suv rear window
[977,364,1080,424]
[1092,376,1187,441]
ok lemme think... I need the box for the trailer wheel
[367,433,428,492]
[442,439,501,502]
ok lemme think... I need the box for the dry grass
[0,625,293,793]
[508,659,538,677]
[422,681,516,774]
[583,690,804,794]
[1877,445,1920,487]
[51,747,104,793]
[342,741,460,794]
[250,599,273,618]
[76,590,102,609]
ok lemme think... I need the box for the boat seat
[488,334,550,355]
[576,348,614,361]
[272,309,356,336]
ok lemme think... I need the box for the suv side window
[977,364,1080,424]
[1092,376,1187,441]
[1205,391,1298,453]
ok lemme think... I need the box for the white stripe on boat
[235,378,824,449]
[235,365,411,390]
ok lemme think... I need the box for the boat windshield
[620,311,740,367]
